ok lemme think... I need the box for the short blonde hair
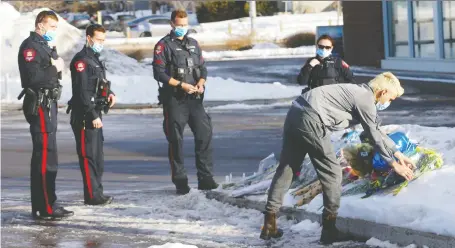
[368,72,404,97]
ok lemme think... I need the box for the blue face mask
[43,30,57,42]
[316,48,331,58]
[91,42,104,53]
[174,26,188,37]
[376,101,391,111]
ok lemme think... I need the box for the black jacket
[297,55,355,89]
[18,32,60,89]
[70,47,114,122]
[152,32,207,85]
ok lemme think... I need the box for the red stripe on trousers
[81,129,93,199]
[38,107,52,214]
[165,110,175,177]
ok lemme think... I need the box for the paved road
[2,57,454,247]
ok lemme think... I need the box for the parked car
[126,15,173,38]
[102,15,115,31]
[70,13,92,29]
[112,14,136,32]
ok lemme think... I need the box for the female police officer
[297,34,355,93]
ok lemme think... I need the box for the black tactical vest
[162,35,202,85]
[310,57,340,88]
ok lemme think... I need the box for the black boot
[174,178,191,195]
[33,206,74,220]
[85,196,113,206]
[198,177,219,191]
[259,212,283,240]
[319,214,353,245]
[102,195,114,204]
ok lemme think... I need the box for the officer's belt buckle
[177,68,192,74]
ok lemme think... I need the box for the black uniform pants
[71,123,104,202]
[162,96,214,185]
[25,102,58,215]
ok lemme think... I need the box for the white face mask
[376,101,391,111]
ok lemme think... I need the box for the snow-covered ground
[1,182,410,248]
[0,3,302,105]
[222,124,455,238]
[139,44,316,63]
[104,11,341,46]
[195,11,341,42]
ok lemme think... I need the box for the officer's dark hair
[35,10,58,27]
[317,34,335,47]
[86,24,106,37]
[171,9,188,22]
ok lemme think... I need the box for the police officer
[69,24,116,205]
[260,72,416,244]
[17,10,73,219]
[297,34,355,93]
[152,10,218,195]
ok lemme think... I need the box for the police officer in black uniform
[17,10,73,219]
[297,34,355,93]
[152,10,218,195]
[68,24,116,205]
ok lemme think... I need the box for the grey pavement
[2,57,454,247]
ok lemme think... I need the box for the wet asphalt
[2,57,454,248]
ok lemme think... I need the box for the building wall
[342,1,384,67]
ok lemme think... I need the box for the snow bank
[290,219,321,233]
[252,43,281,49]
[366,238,417,248]
[200,45,315,61]
[3,188,360,247]
[290,124,455,237]
[2,75,301,105]
[0,3,302,105]
[0,3,151,103]
[0,4,83,76]
[148,244,198,248]
[208,101,292,111]
[105,11,341,47]
[197,11,342,41]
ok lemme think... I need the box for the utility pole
[249,1,257,39]
[337,1,342,25]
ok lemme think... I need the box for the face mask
[91,42,104,53]
[174,26,188,37]
[42,29,57,42]
[89,38,103,53]
[316,48,331,58]
[376,101,391,111]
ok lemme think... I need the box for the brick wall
[342,1,385,68]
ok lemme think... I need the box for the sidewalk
[206,191,455,248]
[351,66,455,84]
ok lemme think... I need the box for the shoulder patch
[155,43,164,55]
[23,48,36,62]
[342,60,350,68]
[74,60,86,72]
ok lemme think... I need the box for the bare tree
[171,1,195,11]
[6,0,66,13]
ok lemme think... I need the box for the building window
[412,1,436,58]
[390,1,409,57]
[443,1,455,59]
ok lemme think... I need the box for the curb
[205,191,455,248]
